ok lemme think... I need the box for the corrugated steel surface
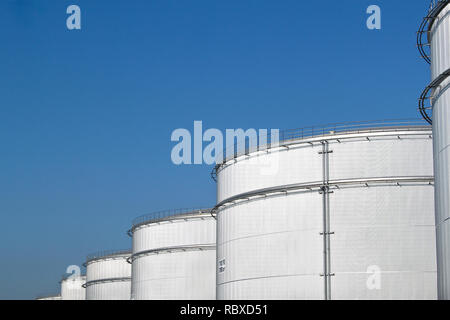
[217,146,322,202]
[60,275,86,300]
[132,250,216,300]
[217,133,433,203]
[133,218,216,253]
[86,281,131,301]
[131,212,216,300]
[431,4,450,77]
[217,193,324,300]
[216,129,437,300]
[430,3,450,300]
[85,252,131,300]
[330,186,436,299]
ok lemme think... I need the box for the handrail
[129,244,216,263]
[85,249,131,264]
[417,0,450,64]
[82,277,131,288]
[128,208,212,236]
[213,119,430,171]
[212,176,435,214]
[419,68,450,124]
[60,273,86,282]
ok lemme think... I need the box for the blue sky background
[0,0,433,299]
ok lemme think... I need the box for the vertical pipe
[216,209,220,300]
[325,179,332,298]
[433,93,450,299]
[321,141,332,300]
[321,185,328,300]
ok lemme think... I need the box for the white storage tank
[84,250,132,300]
[60,274,86,300]
[421,0,450,299]
[215,121,437,300]
[129,209,216,300]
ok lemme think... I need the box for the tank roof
[129,208,212,235]
[85,249,131,264]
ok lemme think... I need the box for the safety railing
[214,119,429,168]
[129,208,212,235]
[417,0,450,64]
[85,249,131,263]
[60,272,86,283]
[419,68,450,124]
[278,119,427,141]
[212,176,435,214]
[128,244,216,263]
[82,277,131,288]
[417,1,450,123]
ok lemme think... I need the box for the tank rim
[128,208,212,236]
[85,249,132,265]
[213,119,431,176]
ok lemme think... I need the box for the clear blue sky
[0,0,432,299]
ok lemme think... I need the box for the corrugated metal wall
[85,254,131,300]
[216,129,437,300]
[132,250,216,300]
[61,275,86,300]
[131,214,216,300]
[430,3,450,300]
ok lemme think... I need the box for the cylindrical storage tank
[215,121,437,300]
[60,275,86,300]
[129,209,216,300]
[36,294,62,301]
[84,250,132,300]
[429,1,450,300]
